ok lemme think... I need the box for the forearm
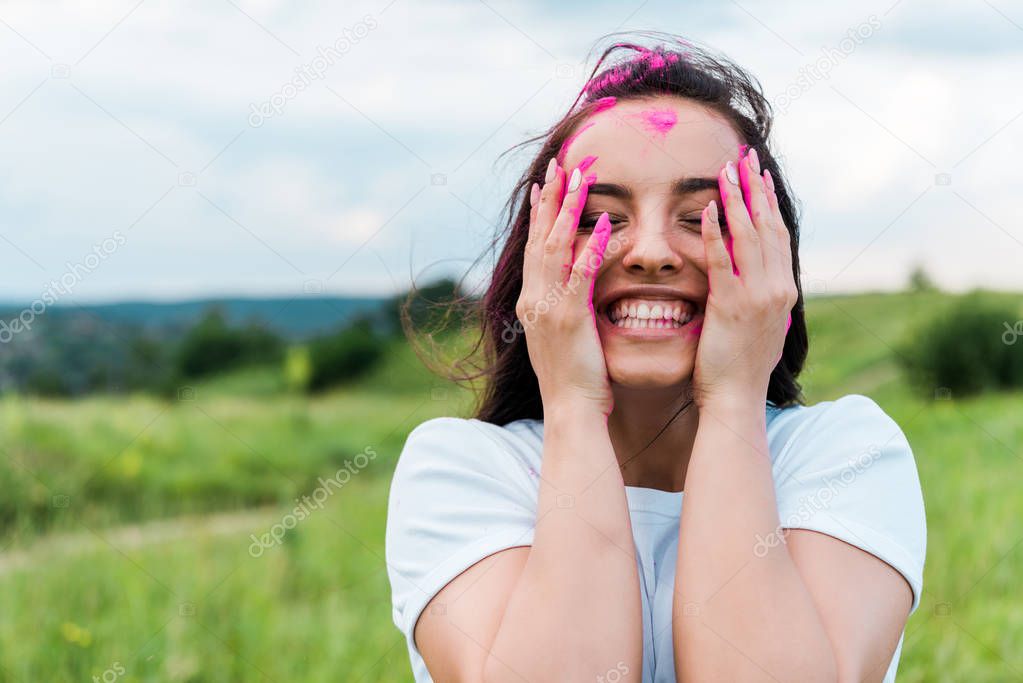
[485,405,642,683]
[673,394,837,682]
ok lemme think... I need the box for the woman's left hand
[691,147,797,408]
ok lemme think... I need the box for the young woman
[386,34,926,683]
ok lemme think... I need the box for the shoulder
[768,394,912,474]
[385,417,543,639]
[767,395,927,611]
[392,415,544,485]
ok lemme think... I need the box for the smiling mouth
[604,297,701,330]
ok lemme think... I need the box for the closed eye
[577,214,625,232]
[576,214,728,233]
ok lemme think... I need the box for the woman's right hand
[516,157,615,417]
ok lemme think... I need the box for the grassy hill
[0,289,1019,681]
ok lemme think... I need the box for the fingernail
[567,167,581,192]
[545,157,557,183]
[764,169,775,194]
[748,148,760,174]
[708,199,718,223]
[725,160,738,185]
[530,182,540,206]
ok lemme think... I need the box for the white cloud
[0,0,1019,299]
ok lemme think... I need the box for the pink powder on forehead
[577,155,598,174]
[590,96,617,113]
[557,121,595,162]
[634,108,677,136]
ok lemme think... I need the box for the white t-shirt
[385,394,927,682]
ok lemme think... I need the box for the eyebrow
[587,176,720,200]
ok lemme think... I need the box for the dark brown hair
[406,31,808,427]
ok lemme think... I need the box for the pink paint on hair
[583,48,682,96]
[591,96,617,113]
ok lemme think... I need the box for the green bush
[176,308,283,378]
[899,292,1023,397]
[306,317,384,392]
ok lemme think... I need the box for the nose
[619,211,685,275]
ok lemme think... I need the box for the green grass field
[0,290,1020,681]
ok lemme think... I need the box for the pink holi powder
[637,108,677,136]
[584,49,682,95]
[591,96,617,113]
[724,233,740,277]
[557,121,595,162]
[578,155,598,174]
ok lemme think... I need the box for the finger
[544,166,592,285]
[740,148,774,258]
[522,181,543,291]
[764,169,793,275]
[701,199,737,294]
[535,156,566,243]
[742,150,785,278]
[718,157,764,282]
[570,211,612,307]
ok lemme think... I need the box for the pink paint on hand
[723,233,740,276]
[589,213,612,270]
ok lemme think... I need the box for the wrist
[543,399,610,427]
[696,385,767,415]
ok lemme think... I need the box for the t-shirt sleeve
[771,394,927,613]
[384,416,538,653]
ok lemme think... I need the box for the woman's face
[560,95,745,390]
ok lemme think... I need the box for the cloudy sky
[1,0,1021,302]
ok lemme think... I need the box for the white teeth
[608,297,697,326]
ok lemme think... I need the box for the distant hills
[0,296,390,341]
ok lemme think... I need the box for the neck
[606,382,700,492]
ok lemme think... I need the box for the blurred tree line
[0,278,467,398]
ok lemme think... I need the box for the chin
[603,347,696,389]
